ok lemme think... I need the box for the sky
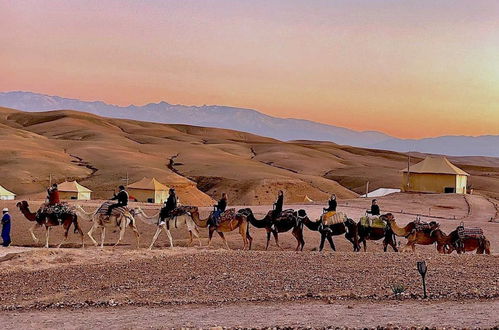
[1,0,498,139]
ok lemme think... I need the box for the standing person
[323,194,337,213]
[273,190,284,218]
[107,185,129,215]
[159,188,177,224]
[1,208,11,247]
[367,199,380,216]
[47,183,60,206]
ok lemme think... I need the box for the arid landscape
[1,108,499,328]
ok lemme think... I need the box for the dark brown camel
[16,201,84,248]
[239,208,307,251]
[445,227,491,255]
[301,215,359,251]
[357,214,398,252]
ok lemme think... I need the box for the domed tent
[401,156,469,194]
[58,181,92,200]
[127,178,169,204]
[0,185,15,200]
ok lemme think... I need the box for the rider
[107,185,129,215]
[159,188,177,225]
[271,190,284,231]
[212,193,227,226]
[323,194,337,213]
[367,199,380,216]
[47,183,60,206]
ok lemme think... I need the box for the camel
[130,206,202,250]
[16,201,84,248]
[429,228,451,253]
[189,207,252,250]
[384,214,441,252]
[357,214,397,252]
[239,208,308,251]
[301,214,359,251]
[75,204,140,248]
[444,227,491,255]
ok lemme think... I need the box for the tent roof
[0,185,15,196]
[362,188,400,198]
[58,181,92,193]
[401,156,469,176]
[127,177,169,191]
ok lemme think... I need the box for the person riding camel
[270,190,284,231]
[323,194,337,213]
[367,199,380,216]
[107,185,129,216]
[47,183,60,206]
[159,188,177,225]
[212,193,227,226]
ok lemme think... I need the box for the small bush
[391,283,406,296]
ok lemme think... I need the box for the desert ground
[0,193,498,329]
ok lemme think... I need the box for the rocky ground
[0,195,498,328]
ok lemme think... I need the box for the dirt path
[0,300,497,329]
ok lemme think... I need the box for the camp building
[127,177,169,204]
[401,156,469,194]
[0,185,15,200]
[58,181,92,200]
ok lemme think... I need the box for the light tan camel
[75,204,140,248]
[189,207,252,250]
[130,207,202,250]
[385,214,440,252]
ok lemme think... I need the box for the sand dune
[0,107,498,205]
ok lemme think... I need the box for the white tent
[362,188,400,198]
[0,185,16,200]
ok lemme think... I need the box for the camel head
[237,208,253,218]
[296,209,309,222]
[16,200,29,210]
[381,213,395,223]
[130,207,144,217]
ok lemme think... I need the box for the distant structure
[58,181,92,200]
[362,188,400,198]
[401,156,469,194]
[127,177,169,204]
[0,185,15,200]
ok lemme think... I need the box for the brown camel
[444,227,491,255]
[385,214,441,252]
[429,228,452,253]
[189,207,252,250]
[239,208,308,251]
[16,201,84,248]
[357,214,397,252]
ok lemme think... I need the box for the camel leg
[218,232,230,250]
[45,227,51,248]
[29,223,40,244]
[57,224,70,248]
[188,231,193,246]
[207,227,215,247]
[114,225,126,247]
[163,226,173,248]
[327,235,336,251]
[382,238,388,252]
[246,230,253,250]
[292,229,301,251]
[319,234,326,251]
[273,231,284,250]
[189,228,202,247]
[149,226,163,250]
[239,224,248,250]
[133,225,141,249]
[75,222,85,248]
[100,227,106,248]
[265,230,271,250]
[87,223,99,247]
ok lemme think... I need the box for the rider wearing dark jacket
[160,188,177,221]
[272,190,284,219]
[323,194,337,212]
[367,199,380,216]
[107,185,129,215]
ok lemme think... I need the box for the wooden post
[365,181,369,198]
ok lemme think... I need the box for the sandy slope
[1,107,499,206]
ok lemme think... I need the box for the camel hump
[218,208,236,223]
[360,216,386,229]
[96,201,128,217]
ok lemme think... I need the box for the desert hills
[1,106,499,205]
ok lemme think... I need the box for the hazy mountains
[1,91,497,157]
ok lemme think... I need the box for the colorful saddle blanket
[457,226,484,240]
[360,216,386,229]
[96,201,128,217]
[322,211,347,226]
[38,202,75,216]
[213,208,236,223]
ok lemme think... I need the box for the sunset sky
[1,0,498,138]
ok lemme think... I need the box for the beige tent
[58,181,92,200]
[0,185,15,200]
[127,178,169,204]
[304,195,314,203]
[401,156,469,194]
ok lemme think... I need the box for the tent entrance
[444,187,455,193]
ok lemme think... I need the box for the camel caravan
[15,184,491,255]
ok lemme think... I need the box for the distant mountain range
[1,91,498,157]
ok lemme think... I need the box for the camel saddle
[322,211,347,226]
[360,216,386,229]
[39,202,74,216]
[413,219,434,232]
[96,201,128,220]
[217,208,236,223]
[272,209,296,222]
[457,226,483,240]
